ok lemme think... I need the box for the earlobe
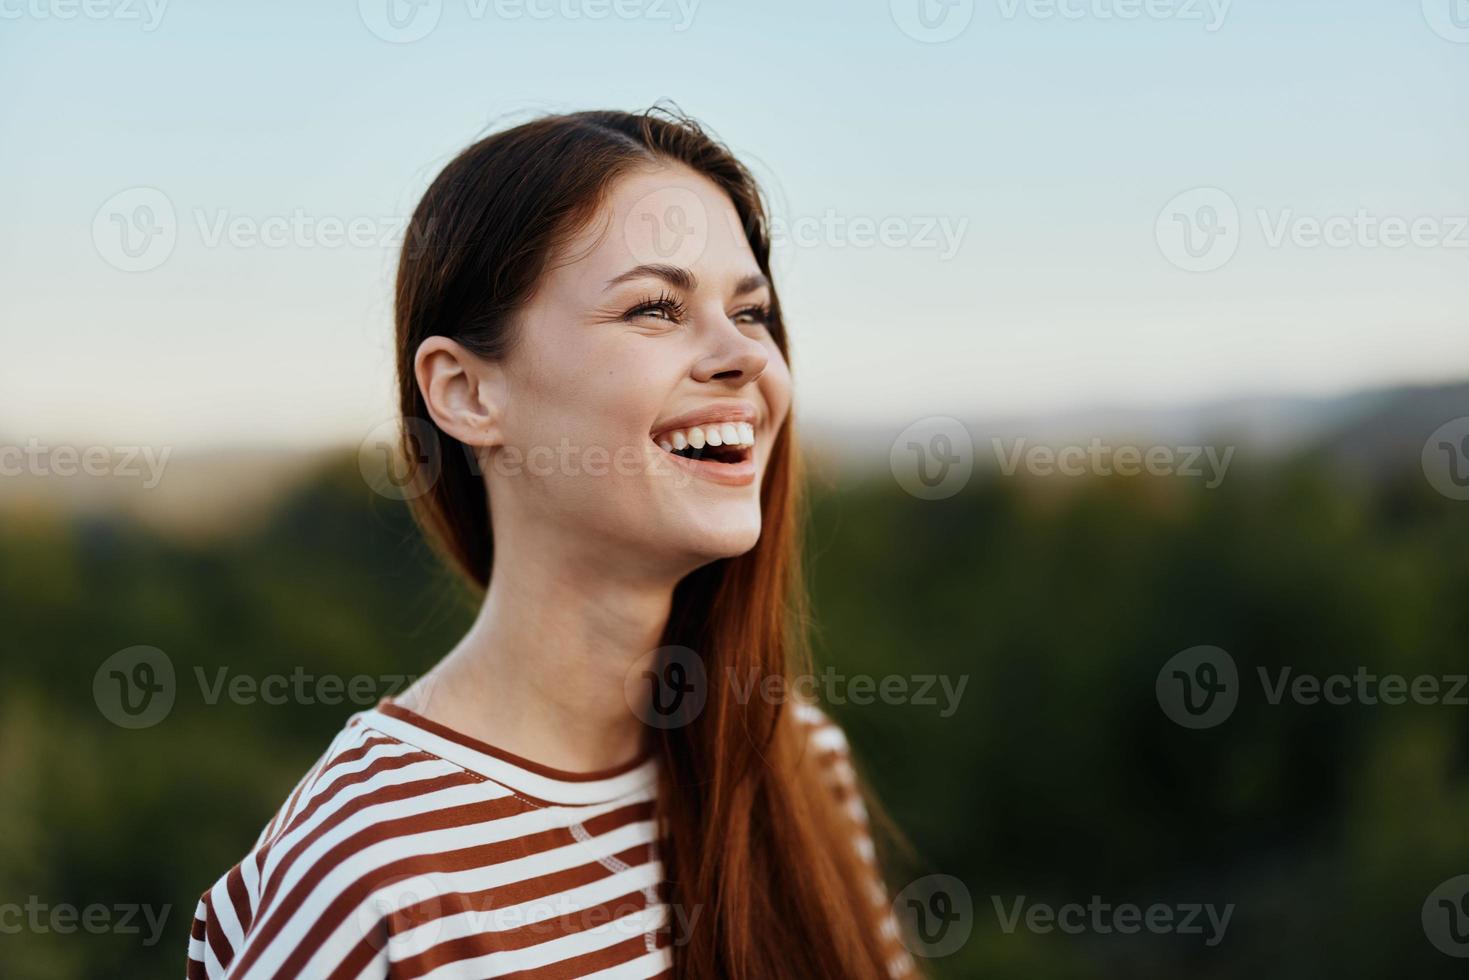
[414,337,504,448]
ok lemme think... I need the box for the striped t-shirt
[187,698,915,979]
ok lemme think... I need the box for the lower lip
[657,444,757,487]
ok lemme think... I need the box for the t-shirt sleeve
[188,857,259,979]
[796,703,920,979]
[185,740,347,979]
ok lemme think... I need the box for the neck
[399,544,684,774]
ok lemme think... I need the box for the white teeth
[654,422,757,452]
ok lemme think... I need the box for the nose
[691,314,769,386]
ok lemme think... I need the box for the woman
[188,107,915,980]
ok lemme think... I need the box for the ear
[414,337,506,448]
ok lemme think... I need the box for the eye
[625,291,686,324]
[731,303,772,327]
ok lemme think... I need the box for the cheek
[520,333,634,426]
[512,336,658,447]
[583,357,681,447]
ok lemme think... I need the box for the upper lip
[650,401,760,440]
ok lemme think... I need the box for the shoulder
[788,701,918,978]
[186,709,492,979]
[791,698,849,748]
[248,708,476,855]
[791,701,865,815]
[790,701,885,871]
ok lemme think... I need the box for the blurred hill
[3,380,1463,537]
[805,379,1469,478]
[0,446,331,540]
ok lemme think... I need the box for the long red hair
[394,106,898,979]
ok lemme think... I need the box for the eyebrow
[604,263,769,298]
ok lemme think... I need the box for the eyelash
[627,291,687,323]
[625,292,772,327]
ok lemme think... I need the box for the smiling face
[483,162,792,574]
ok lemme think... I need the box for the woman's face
[487,162,792,572]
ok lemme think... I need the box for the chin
[668,508,763,563]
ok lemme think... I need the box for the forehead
[554,162,760,288]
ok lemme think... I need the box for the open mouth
[651,421,756,466]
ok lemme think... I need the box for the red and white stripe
[188,699,913,979]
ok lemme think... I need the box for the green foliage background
[1,446,1466,978]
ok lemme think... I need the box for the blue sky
[2,0,1466,449]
